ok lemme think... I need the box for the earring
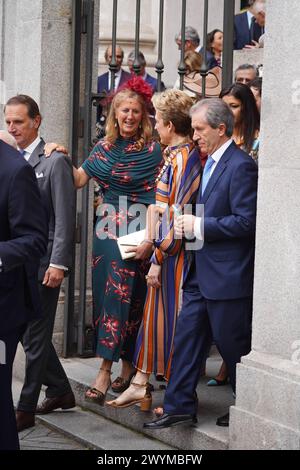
[114,121,118,128]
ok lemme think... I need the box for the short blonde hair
[105,89,153,149]
[152,89,194,136]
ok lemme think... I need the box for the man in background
[127,50,165,93]
[235,64,258,84]
[97,45,131,132]
[234,0,265,50]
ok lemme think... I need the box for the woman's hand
[44,143,68,158]
[146,264,161,289]
[125,241,153,260]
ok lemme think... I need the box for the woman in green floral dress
[71,78,162,403]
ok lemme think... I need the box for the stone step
[13,348,233,450]
[12,379,173,451]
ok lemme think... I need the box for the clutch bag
[117,229,146,260]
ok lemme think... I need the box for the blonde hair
[184,50,203,74]
[105,89,153,150]
[152,89,194,136]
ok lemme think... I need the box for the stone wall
[229,0,300,450]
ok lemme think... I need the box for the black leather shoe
[36,391,75,414]
[216,412,229,427]
[16,411,35,432]
[144,413,197,430]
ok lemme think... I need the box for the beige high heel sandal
[106,382,152,411]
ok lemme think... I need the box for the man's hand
[44,143,68,158]
[125,241,153,260]
[174,215,196,238]
[244,40,260,49]
[43,267,65,288]
[146,264,161,289]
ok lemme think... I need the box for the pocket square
[36,172,44,179]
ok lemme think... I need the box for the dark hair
[220,83,260,154]
[248,77,262,97]
[206,29,222,54]
[4,94,41,119]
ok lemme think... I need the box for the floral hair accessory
[105,75,154,106]
[119,75,153,104]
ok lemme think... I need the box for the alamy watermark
[0,340,6,365]
[95,196,204,250]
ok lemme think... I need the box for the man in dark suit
[127,50,166,93]
[0,131,47,450]
[234,0,264,50]
[4,95,76,432]
[144,98,258,430]
[97,45,131,127]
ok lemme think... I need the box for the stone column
[229,0,300,450]
[0,0,73,144]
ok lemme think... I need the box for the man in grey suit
[4,95,76,432]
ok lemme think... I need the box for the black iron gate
[63,0,235,357]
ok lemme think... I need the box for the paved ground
[19,422,88,450]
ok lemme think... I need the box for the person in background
[174,51,222,101]
[221,83,260,159]
[234,0,264,50]
[249,77,262,112]
[235,64,257,85]
[244,0,266,49]
[96,45,131,134]
[175,26,201,53]
[206,29,223,67]
[175,26,218,71]
[127,50,165,93]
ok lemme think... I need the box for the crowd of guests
[0,0,266,451]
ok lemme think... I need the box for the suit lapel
[200,142,236,204]
[27,139,45,169]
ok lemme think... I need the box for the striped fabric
[133,143,201,379]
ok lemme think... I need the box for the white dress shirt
[20,136,42,161]
[108,69,122,90]
[194,139,233,240]
[247,10,254,30]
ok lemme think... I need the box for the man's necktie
[201,156,215,196]
[19,149,26,158]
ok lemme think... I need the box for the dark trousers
[17,284,72,413]
[0,326,24,450]
[164,284,252,416]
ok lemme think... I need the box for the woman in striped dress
[106,89,202,411]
